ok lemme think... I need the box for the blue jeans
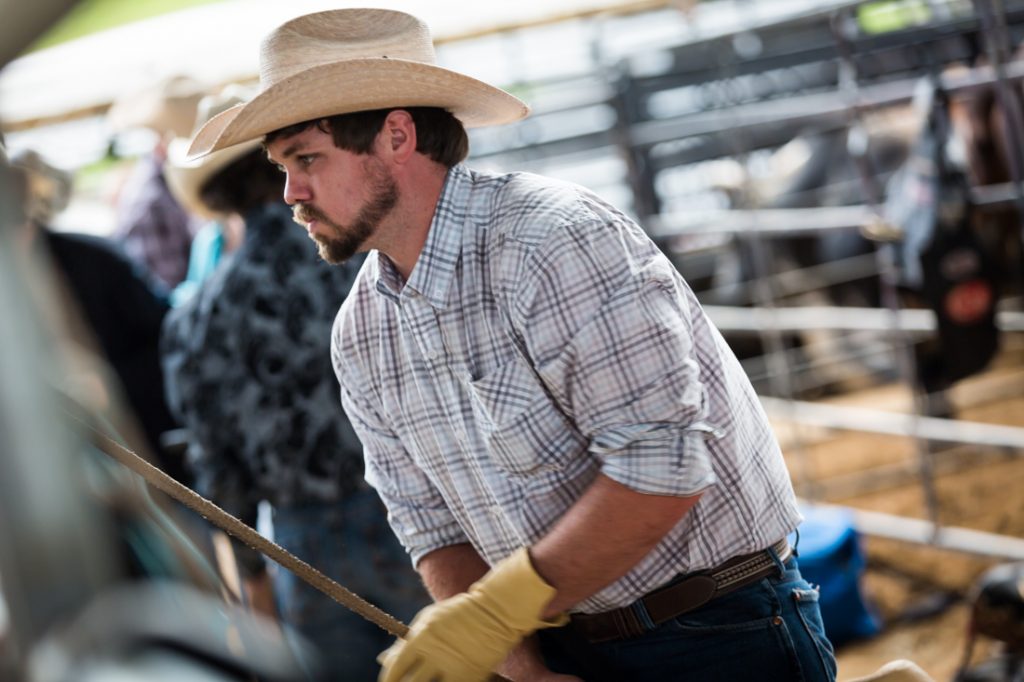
[270,489,431,681]
[538,555,837,681]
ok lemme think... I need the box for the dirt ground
[770,335,1024,680]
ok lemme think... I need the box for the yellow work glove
[378,547,568,682]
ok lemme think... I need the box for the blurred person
[10,148,185,483]
[0,145,317,682]
[190,9,835,682]
[164,87,253,306]
[108,75,203,289]
[168,211,244,306]
[160,90,430,680]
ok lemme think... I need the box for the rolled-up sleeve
[508,217,720,497]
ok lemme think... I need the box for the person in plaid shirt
[190,9,835,682]
[161,90,429,680]
[109,76,203,289]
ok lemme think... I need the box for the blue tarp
[791,503,882,646]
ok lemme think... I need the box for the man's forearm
[406,477,698,682]
[418,475,701,617]
[530,472,702,618]
[416,542,491,600]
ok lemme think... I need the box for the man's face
[266,123,398,264]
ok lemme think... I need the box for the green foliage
[857,0,933,34]
[30,0,225,52]
[74,154,127,191]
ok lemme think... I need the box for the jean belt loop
[767,542,788,577]
[630,596,657,631]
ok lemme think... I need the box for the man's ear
[381,109,417,162]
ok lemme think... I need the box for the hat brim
[166,136,263,218]
[108,77,206,138]
[187,58,528,159]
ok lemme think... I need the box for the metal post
[611,65,662,220]
[972,0,1024,270]
[709,25,820,499]
[830,9,943,533]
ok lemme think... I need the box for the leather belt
[569,539,791,644]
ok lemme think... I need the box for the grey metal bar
[802,501,1024,560]
[704,303,1024,334]
[762,396,1024,449]
[649,204,875,236]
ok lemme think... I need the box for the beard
[292,159,399,265]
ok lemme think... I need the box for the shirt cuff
[400,520,472,568]
[595,425,718,496]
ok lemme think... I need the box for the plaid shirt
[115,153,195,289]
[332,165,801,613]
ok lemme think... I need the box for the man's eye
[298,155,315,168]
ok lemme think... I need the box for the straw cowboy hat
[166,86,262,219]
[108,75,207,139]
[188,8,529,159]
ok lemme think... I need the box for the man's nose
[283,174,311,205]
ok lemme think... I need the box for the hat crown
[188,8,529,160]
[188,85,255,138]
[259,9,436,90]
[108,74,205,138]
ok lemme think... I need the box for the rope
[91,428,410,638]
[89,426,514,681]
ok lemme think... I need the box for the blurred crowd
[2,74,428,680]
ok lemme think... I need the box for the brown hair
[265,107,469,168]
[199,148,285,215]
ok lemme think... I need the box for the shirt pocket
[468,354,586,479]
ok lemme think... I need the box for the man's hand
[378,548,567,682]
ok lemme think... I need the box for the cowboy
[162,87,430,680]
[188,9,835,682]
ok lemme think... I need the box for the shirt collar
[374,164,472,309]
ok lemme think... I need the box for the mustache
[292,203,327,226]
